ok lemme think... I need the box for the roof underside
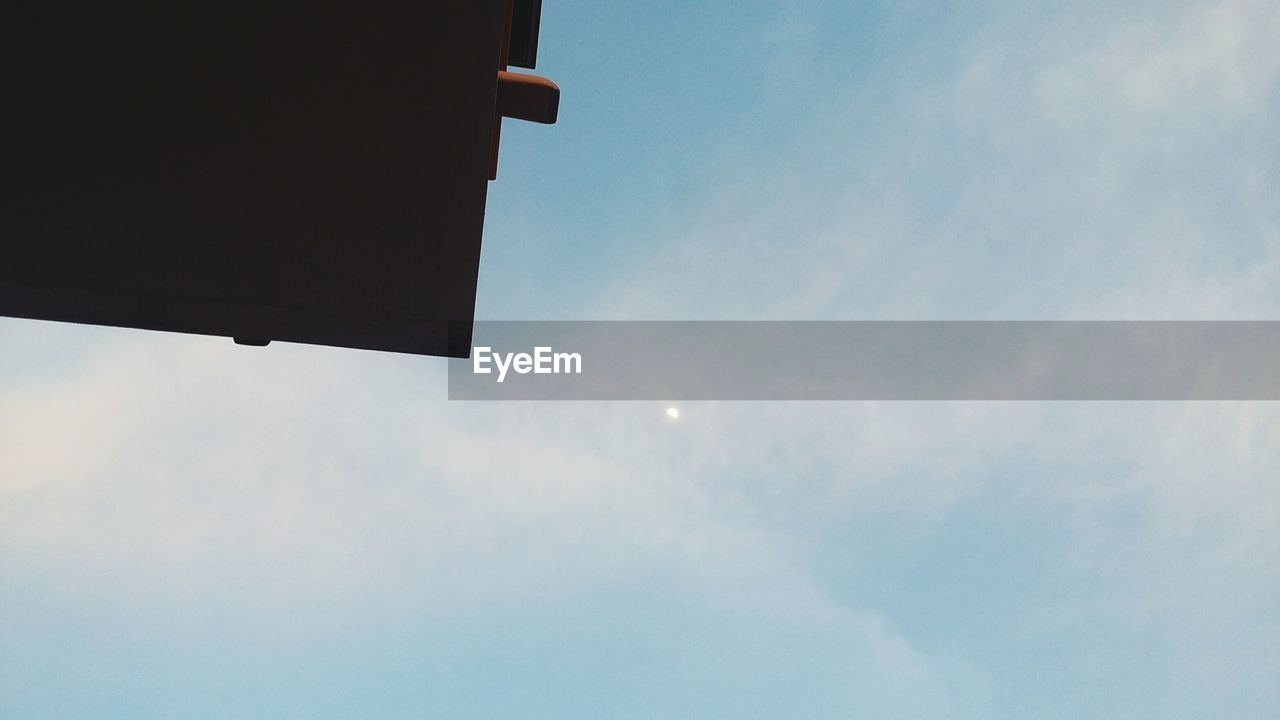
[0,2,516,356]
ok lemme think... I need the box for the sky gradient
[2,1,1278,718]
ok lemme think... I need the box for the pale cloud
[6,317,1276,714]
[600,0,1279,321]
[1104,0,1280,112]
[2,320,975,714]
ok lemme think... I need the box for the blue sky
[2,1,1278,718]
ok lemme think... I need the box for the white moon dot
[665,407,680,419]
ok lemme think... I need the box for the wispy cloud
[598,0,1279,321]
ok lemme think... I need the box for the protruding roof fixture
[489,0,559,179]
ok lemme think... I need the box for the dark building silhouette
[0,0,557,357]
